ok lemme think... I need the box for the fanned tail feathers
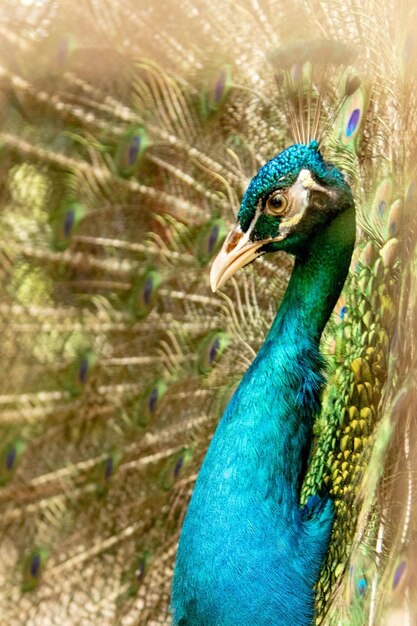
[0,0,416,624]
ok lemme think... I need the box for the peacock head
[210,140,354,291]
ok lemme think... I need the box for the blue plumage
[172,143,355,625]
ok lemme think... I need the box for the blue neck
[267,208,355,345]
[171,209,355,626]
[247,208,355,499]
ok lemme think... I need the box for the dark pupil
[270,195,282,208]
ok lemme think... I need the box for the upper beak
[210,225,276,292]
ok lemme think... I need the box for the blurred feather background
[0,0,417,624]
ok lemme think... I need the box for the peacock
[172,140,355,625]
[0,0,416,625]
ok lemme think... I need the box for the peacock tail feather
[0,0,416,624]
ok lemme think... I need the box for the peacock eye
[265,192,288,215]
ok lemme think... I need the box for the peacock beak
[210,224,269,292]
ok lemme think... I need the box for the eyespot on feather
[22,548,48,592]
[197,331,229,374]
[196,219,227,265]
[115,127,148,177]
[129,269,162,319]
[51,202,86,251]
[339,87,366,147]
[161,449,192,490]
[0,439,26,486]
[65,351,97,397]
[200,65,233,118]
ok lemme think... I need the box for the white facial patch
[291,169,313,208]
[245,204,263,240]
[298,169,316,189]
[297,168,331,196]
[278,170,313,231]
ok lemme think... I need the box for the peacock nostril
[226,228,243,253]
